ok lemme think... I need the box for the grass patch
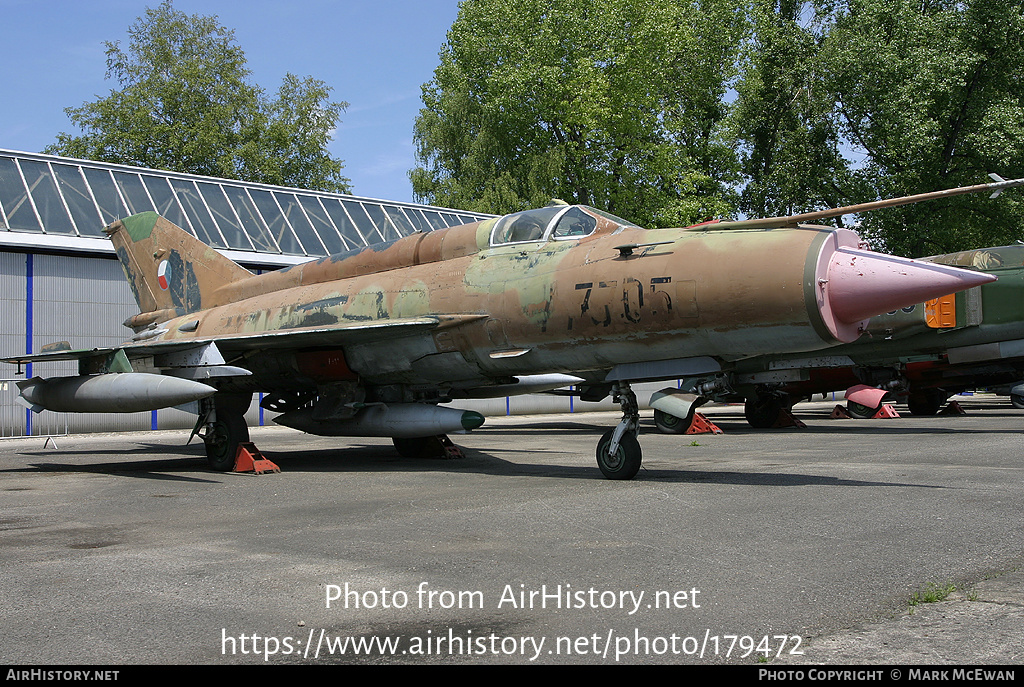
[909,581,956,608]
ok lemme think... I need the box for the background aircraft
[5,178,1017,479]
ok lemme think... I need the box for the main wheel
[653,409,687,434]
[596,429,642,480]
[204,413,249,471]
[393,436,446,458]
[744,395,783,429]
[1010,393,1024,410]
[907,389,945,416]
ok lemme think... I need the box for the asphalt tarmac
[1,396,1022,665]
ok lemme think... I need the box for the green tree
[410,0,747,227]
[730,0,866,220]
[47,1,351,193]
[819,0,1024,256]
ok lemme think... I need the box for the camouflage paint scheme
[715,245,1024,423]
[117,210,844,391]
[6,177,1017,478]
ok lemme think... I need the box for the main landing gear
[596,382,642,480]
[196,393,252,471]
[743,390,804,429]
[906,388,948,416]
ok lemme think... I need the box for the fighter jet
[5,176,1018,479]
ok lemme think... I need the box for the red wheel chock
[939,401,967,416]
[685,412,723,435]
[830,404,900,419]
[233,442,280,474]
[871,404,900,419]
[437,434,466,459]
[830,405,852,419]
[772,408,807,428]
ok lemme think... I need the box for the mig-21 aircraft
[5,177,1019,479]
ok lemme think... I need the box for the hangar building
[0,149,494,437]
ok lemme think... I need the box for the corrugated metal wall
[0,252,27,437]
[1,252,150,435]
[32,254,149,433]
[1,251,268,437]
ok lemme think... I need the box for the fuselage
[730,245,1024,399]
[143,206,850,392]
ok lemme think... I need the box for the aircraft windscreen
[490,207,564,244]
[584,206,640,229]
[552,206,597,238]
[490,205,639,246]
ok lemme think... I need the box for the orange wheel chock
[830,404,852,419]
[871,404,900,419]
[233,442,280,475]
[685,412,724,435]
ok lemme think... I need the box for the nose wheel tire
[744,395,783,429]
[654,409,686,434]
[596,429,642,480]
[846,400,882,419]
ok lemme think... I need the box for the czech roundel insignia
[157,260,170,290]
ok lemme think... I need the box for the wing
[2,315,482,376]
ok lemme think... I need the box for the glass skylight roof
[0,149,493,257]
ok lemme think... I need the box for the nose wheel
[596,383,642,480]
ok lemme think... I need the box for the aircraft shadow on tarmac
[6,442,221,483]
[689,420,1024,436]
[195,436,944,490]
[1,409,1003,486]
[491,413,1024,438]
[686,410,1024,436]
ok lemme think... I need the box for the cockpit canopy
[489,204,638,246]
[927,245,1024,271]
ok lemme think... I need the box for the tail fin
[105,212,251,317]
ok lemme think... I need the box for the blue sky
[0,0,464,204]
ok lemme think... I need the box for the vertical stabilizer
[105,212,252,316]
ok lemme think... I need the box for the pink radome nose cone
[821,247,995,340]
